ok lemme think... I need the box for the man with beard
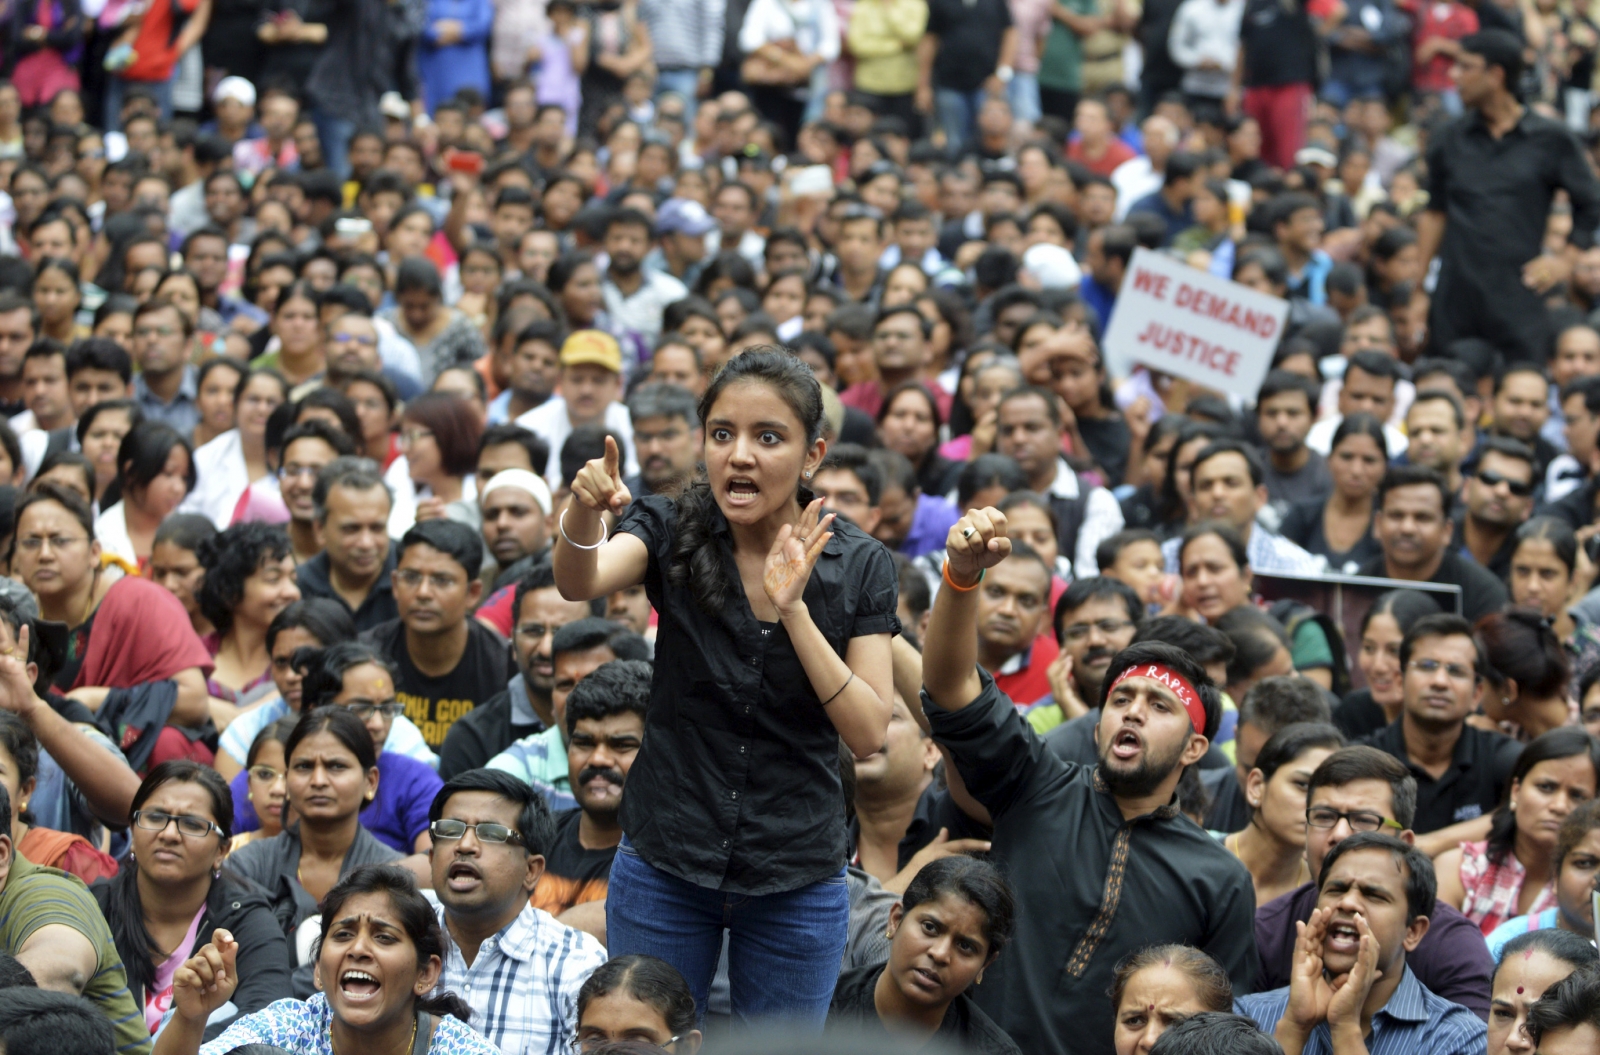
[486,618,650,808]
[428,769,607,1054]
[1026,576,1142,735]
[1454,437,1536,580]
[600,209,687,352]
[1256,370,1332,515]
[277,421,356,564]
[1238,832,1486,1054]
[623,383,700,499]
[489,321,563,425]
[1358,613,1522,841]
[438,559,593,779]
[478,469,553,584]
[1358,466,1509,622]
[920,506,1257,1055]
[531,659,651,918]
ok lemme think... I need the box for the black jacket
[91,872,291,1040]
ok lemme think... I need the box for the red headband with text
[1107,663,1207,734]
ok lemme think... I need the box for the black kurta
[925,669,1259,1055]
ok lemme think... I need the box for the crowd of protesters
[0,0,1597,1054]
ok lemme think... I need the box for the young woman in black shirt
[553,349,899,1022]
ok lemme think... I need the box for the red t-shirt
[1412,1,1478,93]
[124,0,202,82]
[1067,137,1138,179]
[994,633,1061,709]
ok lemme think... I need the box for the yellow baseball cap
[560,329,622,373]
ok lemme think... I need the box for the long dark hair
[577,956,697,1039]
[669,348,824,616]
[900,856,1016,962]
[313,865,472,1022]
[295,641,397,709]
[1156,422,1227,528]
[1487,726,1600,862]
[284,706,378,822]
[106,762,235,999]
[111,421,195,511]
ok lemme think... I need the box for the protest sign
[1102,247,1289,401]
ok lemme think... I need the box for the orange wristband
[942,563,985,592]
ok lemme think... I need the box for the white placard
[1102,247,1290,401]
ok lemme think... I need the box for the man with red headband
[917,506,1259,1055]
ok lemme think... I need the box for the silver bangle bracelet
[559,507,609,550]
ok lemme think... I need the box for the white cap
[1023,243,1083,291]
[213,76,256,108]
[481,469,553,516]
[379,91,411,121]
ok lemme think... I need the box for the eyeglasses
[132,809,224,838]
[332,332,378,346]
[570,1035,683,1053]
[1061,618,1135,643]
[16,535,88,552]
[249,765,286,784]
[341,699,405,720]
[394,569,464,591]
[1473,469,1534,497]
[1305,807,1404,832]
[429,819,523,845]
[1407,657,1477,682]
[399,428,434,447]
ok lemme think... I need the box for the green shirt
[0,854,151,1055]
[1038,0,1097,91]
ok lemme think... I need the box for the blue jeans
[1008,72,1041,125]
[312,107,358,184]
[656,67,703,131]
[103,73,173,133]
[607,839,849,1026]
[936,87,986,157]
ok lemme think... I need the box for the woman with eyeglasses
[157,864,497,1055]
[287,642,442,854]
[182,367,289,530]
[229,717,297,852]
[1485,928,1599,1055]
[89,761,290,1040]
[392,392,483,536]
[227,708,411,993]
[828,856,1020,1054]
[0,710,118,882]
[93,420,196,571]
[1507,517,1600,692]
[1219,723,1346,907]
[1475,608,1578,742]
[573,955,702,1054]
[196,523,302,709]
[215,601,438,786]
[1435,726,1600,935]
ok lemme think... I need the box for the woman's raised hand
[944,507,1011,588]
[763,497,834,618]
[171,929,239,1024]
[0,623,39,718]
[571,435,632,516]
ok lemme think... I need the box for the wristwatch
[996,65,1014,83]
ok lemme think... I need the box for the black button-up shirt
[616,494,900,895]
[1427,108,1600,287]
[295,548,399,633]
[926,669,1259,1055]
[1358,717,1523,834]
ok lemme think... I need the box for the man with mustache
[531,659,651,919]
[1453,437,1535,580]
[976,543,1058,707]
[920,506,1257,1055]
[429,768,607,1055]
[622,383,700,499]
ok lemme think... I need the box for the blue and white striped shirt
[1236,966,1487,1055]
[433,901,607,1055]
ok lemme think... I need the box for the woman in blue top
[416,0,493,113]
[156,864,500,1055]
[553,349,898,1022]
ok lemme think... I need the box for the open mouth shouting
[1324,918,1362,957]
[726,476,761,508]
[445,860,483,894]
[1109,727,1143,762]
[339,968,382,1004]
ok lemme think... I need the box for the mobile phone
[334,217,372,237]
[447,151,485,176]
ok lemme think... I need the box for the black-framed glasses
[429,819,523,845]
[341,699,405,720]
[132,809,224,838]
[1061,618,1135,643]
[1473,469,1534,497]
[1305,807,1403,832]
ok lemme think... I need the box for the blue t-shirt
[230,751,443,853]
[1485,908,1560,962]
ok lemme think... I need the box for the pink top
[1009,0,1055,73]
[145,902,208,1033]
[1459,839,1558,935]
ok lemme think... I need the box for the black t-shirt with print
[359,618,516,748]
[531,808,616,917]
